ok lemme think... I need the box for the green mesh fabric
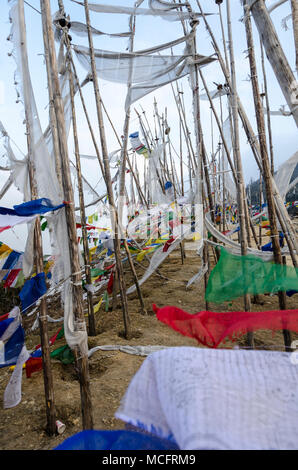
[205,247,298,303]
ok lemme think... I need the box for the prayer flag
[0,198,65,233]
[0,307,29,408]
[205,247,298,303]
[19,272,47,314]
[154,304,298,348]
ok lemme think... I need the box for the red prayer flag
[163,237,175,252]
[25,357,42,378]
[3,269,21,288]
[107,271,114,294]
[153,304,298,348]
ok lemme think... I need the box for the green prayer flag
[104,290,109,312]
[205,247,298,303]
[91,268,105,278]
[51,344,74,364]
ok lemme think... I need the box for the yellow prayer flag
[192,233,202,241]
[94,297,103,313]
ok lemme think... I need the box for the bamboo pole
[243,1,292,350]
[199,71,237,184]
[173,84,197,171]
[164,110,185,263]
[217,0,230,71]
[19,0,56,435]
[226,0,253,347]
[248,0,298,127]
[260,41,275,175]
[112,267,118,311]
[90,64,148,314]
[185,11,211,310]
[68,54,106,178]
[118,12,136,232]
[259,173,263,246]
[100,102,148,207]
[135,107,165,195]
[83,0,130,339]
[154,99,171,182]
[218,93,227,233]
[56,0,96,336]
[139,105,155,147]
[123,240,147,315]
[291,0,298,75]
[199,77,258,251]
[42,12,63,191]
[196,0,298,268]
[179,118,184,197]
[40,0,93,429]
[67,56,96,336]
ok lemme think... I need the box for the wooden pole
[172,84,197,171]
[78,21,148,313]
[219,93,226,233]
[83,0,131,339]
[123,240,147,315]
[135,108,165,196]
[199,71,237,184]
[68,54,106,178]
[199,69,260,253]
[226,0,253,347]
[179,118,184,197]
[42,11,63,191]
[291,0,298,75]
[56,1,97,336]
[118,12,136,231]
[243,1,292,350]
[185,11,211,310]
[40,0,93,429]
[248,0,298,127]
[259,173,263,246]
[139,105,155,147]
[112,267,119,311]
[67,55,96,336]
[260,41,275,175]
[100,101,148,207]
[19,0,56,435]
[196,0,298,268]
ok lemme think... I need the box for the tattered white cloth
[115,347,298,450]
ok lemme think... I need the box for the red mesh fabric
[153,304,298,348]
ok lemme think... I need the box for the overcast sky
[0,0,297,252]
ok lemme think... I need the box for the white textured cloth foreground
[115,347,298,450]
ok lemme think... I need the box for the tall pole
[68,57,96,336]
[19,0,56,435]
[260,41,275,175]
[226,0,253,347]
[40,0,93,429]
[99,101,148,207]
[57,0,96,337]
[184,6,210,309]
[243,1,292,350]
[291,0,298,75]
[196,0,298,268]
[248,0,298,127]
[42,7,63,191]
[83,0,131,338]
[118,11,136,232]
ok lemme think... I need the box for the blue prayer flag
[19,272,47,314]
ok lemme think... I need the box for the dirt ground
[0,233,297,450]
